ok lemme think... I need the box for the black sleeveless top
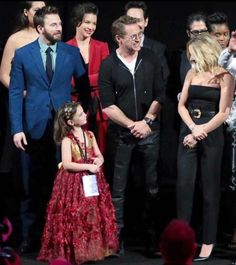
[187,85,220,112]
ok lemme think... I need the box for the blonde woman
[176,33,235,261]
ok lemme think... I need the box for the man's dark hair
[111,15,139,42]
[33,6,59,32]
[186,12,207,30]
[71,2,98,28]
[206,12,229,33]
[124,1,149,19]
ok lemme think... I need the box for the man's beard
[44,30,62,45]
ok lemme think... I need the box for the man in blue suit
[9,6,85,253]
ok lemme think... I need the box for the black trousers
[229,130,236,189]
[222,129,236,230]
[177,121,224,244]
[107,127,160,241]
[22,119,60,242]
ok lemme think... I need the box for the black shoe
[193,255,211,262]
[18,240,32,254]
[145,245,161,258]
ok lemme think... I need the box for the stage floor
[20,244,236,265]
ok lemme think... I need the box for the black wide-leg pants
[177,121,224,244]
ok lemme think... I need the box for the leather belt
[189,108,216,119]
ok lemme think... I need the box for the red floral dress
[37,131,119,264]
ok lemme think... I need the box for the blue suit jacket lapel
[30,40,49,85]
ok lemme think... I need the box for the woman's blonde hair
[186,32,222,74]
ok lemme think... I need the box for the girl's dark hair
[54,102,81,144]
[71,2,98,28]
[13,2,34,33]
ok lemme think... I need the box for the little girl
[37,102,119,264]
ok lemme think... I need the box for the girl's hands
[88,164,100,173]
[92,157,104,167]
[86,157,104,173]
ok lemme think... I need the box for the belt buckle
[193,109,201,118]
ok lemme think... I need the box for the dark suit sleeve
[72,48,89,110]
[9,51,25,135]
[153,55,166,105]
[154,43,170,84]
[74,48,86,78]
[74,54,91,112]
[98,58,115,108]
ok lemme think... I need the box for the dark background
[0,1,235,186]
[1,1,235,187]
[0,1,236,52]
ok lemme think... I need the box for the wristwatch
[143,117,154,126]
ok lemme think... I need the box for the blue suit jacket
[9,39,85,139]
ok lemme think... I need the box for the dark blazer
[180,49,191,85]
[143,35,170,82]
[9,39,85,139]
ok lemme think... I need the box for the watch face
[144,117,152,125]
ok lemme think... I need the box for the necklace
[74,129,87,161]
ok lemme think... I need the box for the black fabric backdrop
[0,0,235,187]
